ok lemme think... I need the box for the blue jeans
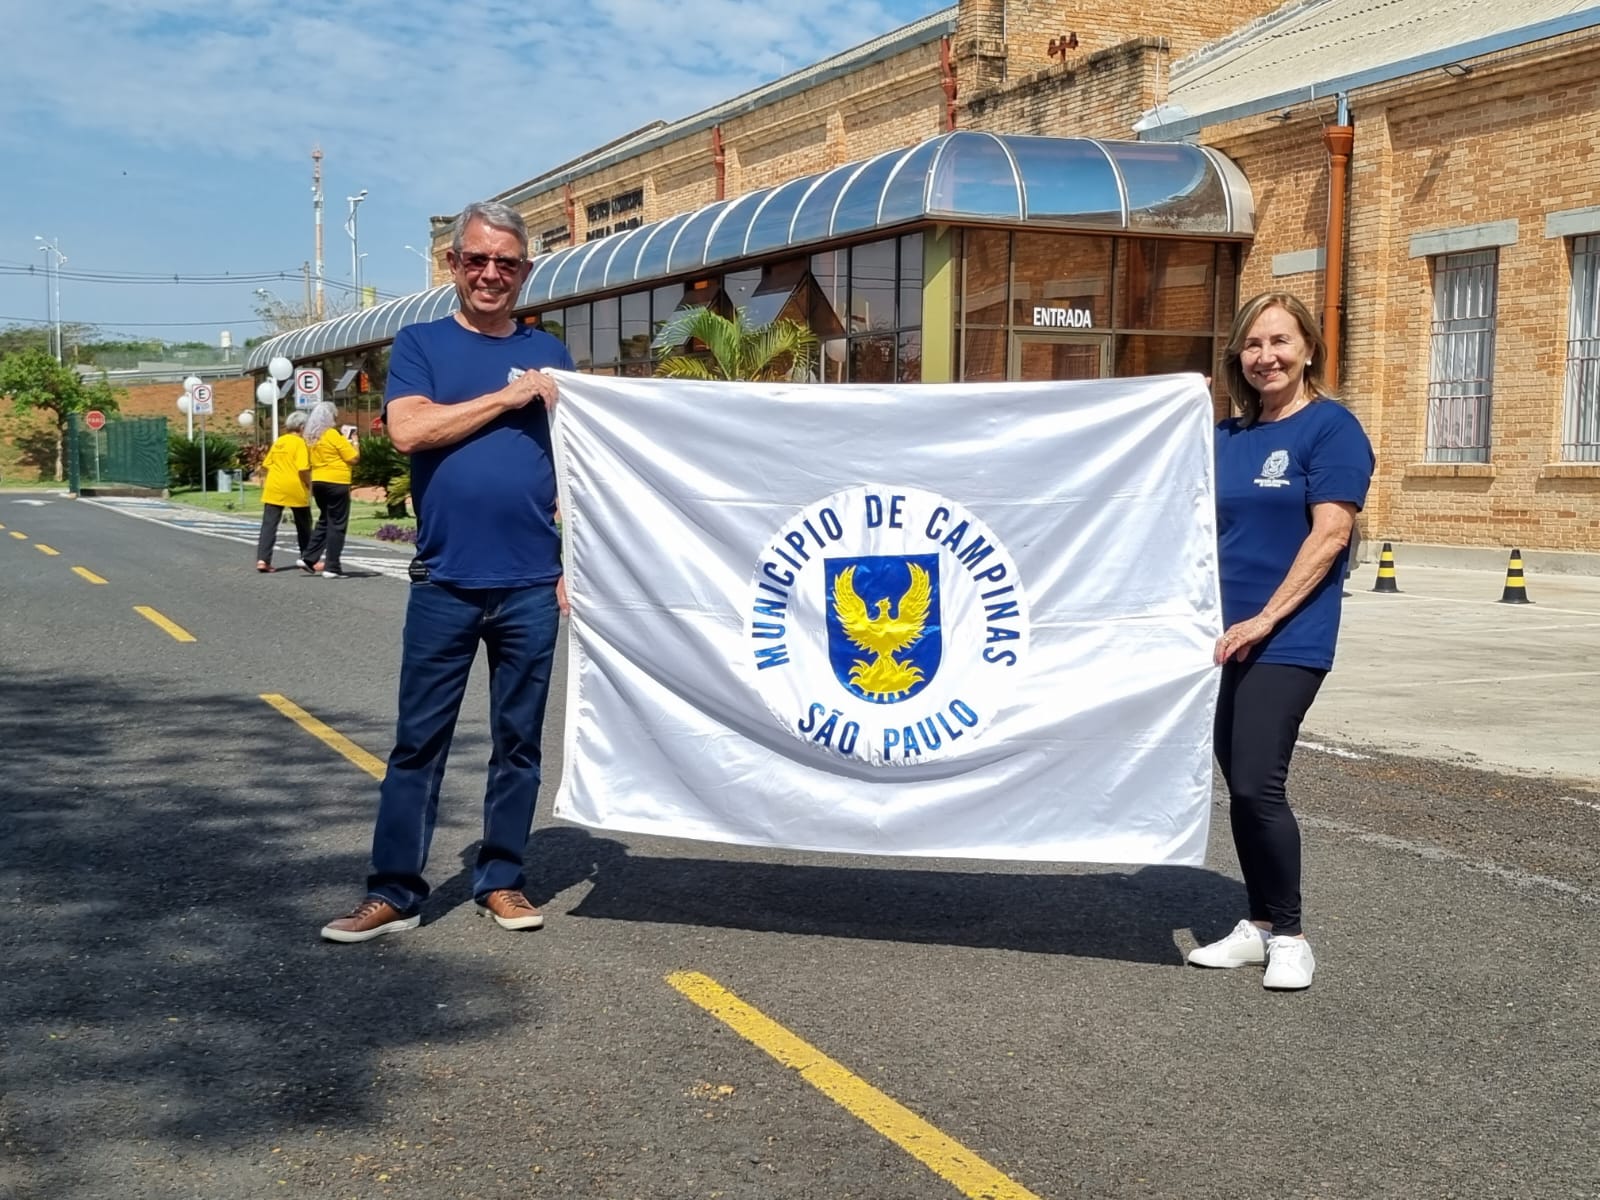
[367,580,561,913]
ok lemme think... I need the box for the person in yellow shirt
[297,400,362,579]
[254,410,312,573]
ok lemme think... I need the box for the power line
[0,262,402,302]
[0,313,272,328]
[0,261,303,284]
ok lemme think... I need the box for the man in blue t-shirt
[322,199,574,943]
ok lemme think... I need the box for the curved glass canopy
[248,131,1253,371]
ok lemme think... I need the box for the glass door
[1010,333,1110,381]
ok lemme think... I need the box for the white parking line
[1303,813,1600,906]
[1323,668,1600,693]
[83,496,412,578]
[1345,591,1600,618]
[1296,739,1371,760]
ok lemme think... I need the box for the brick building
[248,0,1600,564]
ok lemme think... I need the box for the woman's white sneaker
[1263,936,1316,990]
[1187,919,1270,968]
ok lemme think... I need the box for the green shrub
[385,471,411,518]
[352,433,406,488]
[353,433,411,517]
[168,431,240,488]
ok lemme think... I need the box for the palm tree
[651,305,819,382]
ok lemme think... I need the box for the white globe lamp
[255,380,276,406]
[183,374,202,395]
[176,392,194,442]
[264,358,293,442]
[238,410,255,427]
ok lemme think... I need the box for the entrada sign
[1032,306,1094,329]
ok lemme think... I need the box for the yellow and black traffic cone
[1372,542,1400,593]
[1499,548,1532,604]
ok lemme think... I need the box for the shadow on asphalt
[0,667,527,1198]
[526,826,1241,966]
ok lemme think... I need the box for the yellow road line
[73,566,108,584]
[134,605,196,643]
[260,693,386,780]
[35,544,59,556]
[8,531,25,540]
[667,972,1042,1200]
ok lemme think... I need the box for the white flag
[550,372,1221,865]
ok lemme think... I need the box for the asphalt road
[2,495,1596,1200]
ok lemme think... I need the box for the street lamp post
[33,236,66,362]
[346,189,368,298]
[404,244,432,291]
[181,375,208,492]
[264,355,293,443]
[175,390,208,494]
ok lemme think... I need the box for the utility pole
[312,145,325,320]
[34,236,66,362]
[346,189,367,299]
[302,261,313,318]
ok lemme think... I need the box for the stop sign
[85,410,106,431]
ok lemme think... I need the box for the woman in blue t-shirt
[1188,292,1374,991]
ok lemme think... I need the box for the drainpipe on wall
[563,183,576,246]
[940,36,959,131]
[1321,93,1354,390]
[712,125,726,201]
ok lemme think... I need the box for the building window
[813,234,923,383]
[1563,235,1600,462]
[1426,249,1497,463]
[584,189,644,239]
[955,231,1233,383]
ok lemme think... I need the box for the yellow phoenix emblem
[831,563,931,700]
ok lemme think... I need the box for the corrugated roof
[1163,0,1600,130]
[246,131,1253,372]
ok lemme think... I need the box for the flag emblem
[826,555,941,703]
[745,485,1029,766]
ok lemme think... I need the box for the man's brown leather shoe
[478,889,545,930]
[320,897,421,943]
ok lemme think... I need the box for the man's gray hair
[450,201,529,257]
[284,410,308,432]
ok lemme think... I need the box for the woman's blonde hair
[1222,291,1332,426]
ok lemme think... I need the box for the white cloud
[3,0,931,214]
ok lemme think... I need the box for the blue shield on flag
[824,554,942,704]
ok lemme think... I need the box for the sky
[0,0,939,353]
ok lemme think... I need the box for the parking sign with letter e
[294,367,324,409]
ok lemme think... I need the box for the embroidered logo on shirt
[507,367,526,384]
[1254,450,1291,488]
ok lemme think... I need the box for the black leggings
[1213,660,1326,936]
[302,482,352,573]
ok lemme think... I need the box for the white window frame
[1425,249,1497,464]
[1563,235,1600,462]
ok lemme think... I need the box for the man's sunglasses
[454,252,526,273]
